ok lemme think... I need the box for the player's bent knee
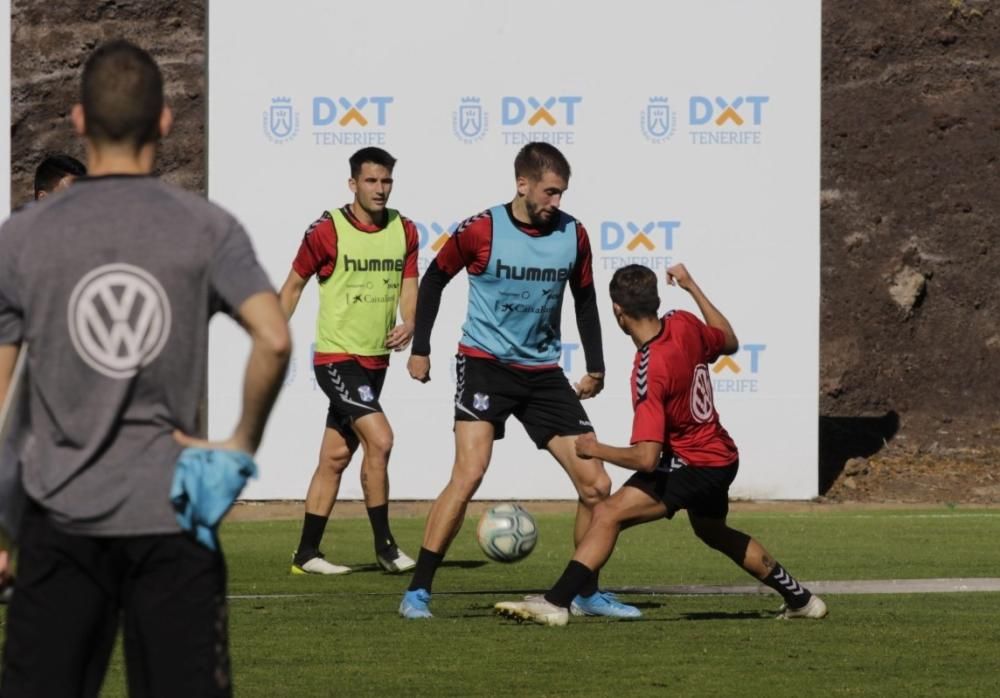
[577,473,612,507]
[692,522,729,550]
[366,432,394,459]
[589,500,623,530]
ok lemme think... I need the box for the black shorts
[625,457,739,520]
[314,360,388,450]
[453,354,593,449]
[1,502,231,697]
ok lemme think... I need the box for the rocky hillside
[9,0,204,196]
[820,0,999,464]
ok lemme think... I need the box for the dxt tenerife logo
[711,343,767,393]
[501,96,582,146]
[453,97,488,144]
[688,95,770,146]
[640,97,677,144]
[312,96,394,146]
[262,97,300,144]
[599,219,681,271]
[413,220,457,272]
[68,263,172,380]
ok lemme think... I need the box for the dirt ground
[822,448,1000,504]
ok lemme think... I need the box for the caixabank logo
[501,95,582,146]
[262,97,301,144]
[687,95,770,145]
[413,220,458,273]
[311,96,394,146]
[711,343,767,393]
[598,219,682,271]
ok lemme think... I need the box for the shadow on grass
[349,559,490,573]
[440,560,490,570]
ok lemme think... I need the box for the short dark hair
[349,147,396,178]
[609,265,660,319]
[81,40,164,149]
[34,154,87,198]
[514,142,571,182]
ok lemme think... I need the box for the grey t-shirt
[0,175,273,535]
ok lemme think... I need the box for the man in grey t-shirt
[0,40,290,697]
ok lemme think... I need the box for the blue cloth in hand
[170,447,259,551]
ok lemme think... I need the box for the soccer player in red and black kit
[495,263,827,625]
[400,143,638,619]
[280,147,418,576]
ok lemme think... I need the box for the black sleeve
[571,282,605,374]
[410,260,453,356]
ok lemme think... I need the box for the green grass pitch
[2,507,999,696]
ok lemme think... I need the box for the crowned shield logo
[263,97,300,144]
[640,97,676,144]
[453,97,488,144]
[358,385,375,403]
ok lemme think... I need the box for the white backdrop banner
[208,0,820,500]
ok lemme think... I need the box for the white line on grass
[228,577,1000,600]
[613,577,1000,596]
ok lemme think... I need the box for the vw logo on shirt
[67,263,172,379]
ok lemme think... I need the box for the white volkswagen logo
[67,263,172,379]
[689,364,715,423]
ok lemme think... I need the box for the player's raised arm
[666,263,738,354]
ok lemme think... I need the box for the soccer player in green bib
[279,147,419,575]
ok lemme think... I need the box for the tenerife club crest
[453,97,488,144]
[472,392,490,412]
[263,97,300,144]
[358,385,375,403]
[640,97,676,144]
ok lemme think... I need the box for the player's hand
[172,431,255,456]
[385,322,415,352]
[574,372,604,399]
[666,263,694,291]
[407,354,431,383]
[575,432,599,459]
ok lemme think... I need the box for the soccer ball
[476,503,538,563]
